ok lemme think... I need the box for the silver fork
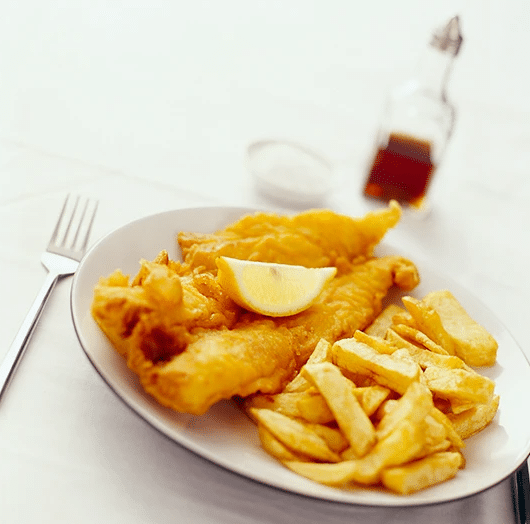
[0,194,98,400]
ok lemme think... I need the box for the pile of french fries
[247,290,500,495]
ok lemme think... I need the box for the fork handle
[0,271,61,400]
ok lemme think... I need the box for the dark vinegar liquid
[363,132,435,208]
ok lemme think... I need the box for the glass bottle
[363,16,463,210]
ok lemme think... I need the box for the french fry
[385,328,423,351]
[258,418,348,457]
[449,398,479,415]
[391,323,449,355]
[354,330,397,354]
[391,309,415,327]
[354,385,391,416]
[308,423,350,453]
[338,369,379,388]
[430,407,465,449]
[332,338,421,395]
[257,424,306,462]
[402,296,457,355]
[418,438,452,458]
[381,452,464,494]
[248,287,499,496]
[284,339,333,393]
[422,365,495,405]
[302,362,376,457]
[370,417,428,470]
[298,385,393,424]
[373,398,399,424]
[422,290,498,367]
[386,347,419,366]
[340,446,360,461]
[448,395,500,439]
[364,304,406,338]
[286,417,427,487]
[386,331,473,372]
[376,382,433,441]
[284,456,380,486]
[418,414,451,456]
[245,390,311,419]
[250,408,340,463]
[296,392,335,424]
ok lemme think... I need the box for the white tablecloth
[1,2,529,522]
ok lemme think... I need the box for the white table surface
[1,1,529,522]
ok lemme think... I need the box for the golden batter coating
[178,202,401,275]
[92,204,419,415]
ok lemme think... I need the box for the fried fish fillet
[92,252,419,414]
[178,201,401,275]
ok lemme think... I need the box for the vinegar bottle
[363,16,463,210]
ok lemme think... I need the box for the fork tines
[49,194,99,256]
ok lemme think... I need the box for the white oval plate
[71,206,530,507]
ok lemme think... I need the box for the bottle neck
[415,45,455,101]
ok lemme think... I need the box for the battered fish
[92,252,419,414]
[178,202,401,275]
[91,252,240,362]
[92,204,419,414]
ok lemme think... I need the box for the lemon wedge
[216,256,337,317]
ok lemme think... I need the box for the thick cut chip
[255,288,498,494]
[286,418,426,487]
[332,338,421,394]
[302,363,376,456]
[422,366,495,405]
[430,407,465,449]
[401,296,457,355]
[284,339,332,393]
[245,390,317,419]
[296,393,335,424]
[373,399,399,424]
[250,408,340,462]
[354,330,397,354]
[371,418,428,470]
[308,423,350,453]
[376,382,434,441]
[449,399,480,415]
[391,309,415,328]
[422,290,498,367]
[292,384,389,425]
[390,348,424,367]
[385,328,422,351]
[257,424,305,462]
[448,395,500,439]
[417,437,452,458]
[417,415,451,456]
[386,331,473,372]
[381,452,464,494]
[259,421,348,458]
[364,304,406,338]
[284,457,380,486]
[354,385,391,416]
[391,324,449,355]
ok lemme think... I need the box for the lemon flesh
[216,256,337,317]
